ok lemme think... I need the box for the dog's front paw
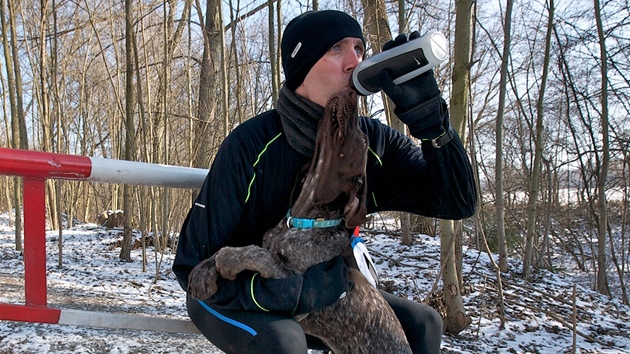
[188,256,220,300]
[214,247,246,280]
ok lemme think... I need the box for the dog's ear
[344,174,368,228]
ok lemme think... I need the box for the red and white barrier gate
[0,147,208,334]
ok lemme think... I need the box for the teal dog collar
[286,210,343,229]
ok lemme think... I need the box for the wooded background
[1,0,628,333]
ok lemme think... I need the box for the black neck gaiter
[276,84,324,157]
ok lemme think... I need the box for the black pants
[187,290,443,354]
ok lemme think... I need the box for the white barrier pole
[88,156,208,189]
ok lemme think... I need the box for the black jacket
[173,95,476,313]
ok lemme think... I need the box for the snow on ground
[1,212,629,353]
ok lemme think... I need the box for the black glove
[207,256,351,316]
[379,31,441,113]
[379,32,453,144]
[294,255,352,315]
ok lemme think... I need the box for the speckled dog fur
[189,89,412,354]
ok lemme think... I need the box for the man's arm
[375,32,478,219]
[204,256,351,316]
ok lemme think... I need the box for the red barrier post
[22,177,48,307]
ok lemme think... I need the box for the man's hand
[293,255,352,315]
[199,255,352,316]
[379,31,441,113]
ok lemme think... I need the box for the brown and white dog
[188,88,412,354]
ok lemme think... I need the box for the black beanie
[281,10,365,91]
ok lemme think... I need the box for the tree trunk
[494,0,513,273]
[2,0,28,251]
[362,0,415,245]
[268,0,278,103]
[442,0,475,334]
[440,219,472,333]
[51,0,64,268]
[228,0,244,124]
[397,0,406,32]
[120,0,136,262]
[37,0,59,231]
[396,0,413,246]
[523,0,554,279]
[1,0,19,247]
[193,0,222,169]
[593,0,610,296]
[217,0,229,138]
[7,0,27,149]
[410,215,435,236]
[451,0,472,143]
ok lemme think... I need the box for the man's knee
[187,295,308,354]
[407,304,442,354]
[247,318,308,354]
[380,291,443,354]
[414,304,443,334]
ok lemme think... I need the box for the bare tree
[268,0,278,103]
[50,0,64,268]
[227,0,244,124]
[2,0,28,251]
[593,0,610,296]
[441,0,475,334]
[494,0,514,273]
[218,0,229,139]
[360,0,418,246]
[192,0,223,169]
[523,0,554,279]
[395,0,414,246]
[120,0,136,262]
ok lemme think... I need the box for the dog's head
[310,88,369,228]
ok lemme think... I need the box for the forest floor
[1,212,629,353]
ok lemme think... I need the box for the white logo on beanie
[291,42,302,58]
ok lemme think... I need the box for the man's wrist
[421,126,455,148]
[395,96,446,139]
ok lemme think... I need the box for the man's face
[295,37,365,107]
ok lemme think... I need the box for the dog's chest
[262,223,350,274]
